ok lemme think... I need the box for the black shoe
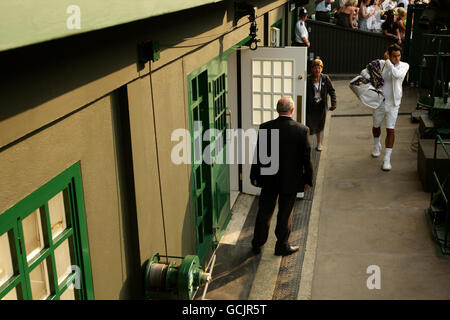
[274,245,299,256]
[252,246,261,255]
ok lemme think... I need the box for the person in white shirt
[367,0,383,32]
[294,7,310,47]
[315,0,335,22]
[382,0,398,11]
[361,44,409,171]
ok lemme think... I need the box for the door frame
[187,37,251,263]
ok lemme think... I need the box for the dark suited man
[250,96,313,256]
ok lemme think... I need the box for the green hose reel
[144,253,211,300]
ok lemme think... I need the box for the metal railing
[428,134,450,255]
[306,19,394,74]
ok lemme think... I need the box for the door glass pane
[22,209,45,262]
[263,95,272,109]
[0,232,14,287]
[263,78,271,92]
[252,77,261,92]
[263,111,272,122]
[263,61,271,76]
[29,259,50,300]
[54,239,72,284]
[284,78,293,93]
[253,94,261,108]
[60,286,75,300]
[273,61,282,76]
[273,94,281,107]
[48,191,67,239]
[273,78,282,92]
[253,110,261,125]
[284,61,293,76]
[252,60,261,75]
[1,287,17,300]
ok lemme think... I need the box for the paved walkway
[300,80,450,299]
[200,80,450,300]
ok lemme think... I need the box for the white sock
[384,148,392,161]
[374,137,381,146]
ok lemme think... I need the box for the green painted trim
[0,0,224,52]
[70,163,95,299]
[187,38,244,264]
[0,276,21,300]
[0,162,93,300]
[222,36,252,56]
[213,208,233,246]
[16,215,32,300]
[58,273,78,296]
[27,248,53,273]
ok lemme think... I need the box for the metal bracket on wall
[234,1,260,50]
[138,40,160,64]
[234,1,256,23]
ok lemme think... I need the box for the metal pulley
[144,253,211,300]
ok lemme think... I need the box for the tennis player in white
[362,44,409,171]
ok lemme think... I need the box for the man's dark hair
[382,9,395,29]
[397,2,405,7]
[387,43,402,55]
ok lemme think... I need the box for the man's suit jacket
[250,116,313,194]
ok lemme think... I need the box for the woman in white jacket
[361,44,409,171]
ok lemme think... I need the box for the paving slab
[199,79,450,301]
[308,80,450,300]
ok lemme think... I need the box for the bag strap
[381,60,386,72]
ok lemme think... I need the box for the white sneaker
[382,160,392,171]
[372,142,382,157]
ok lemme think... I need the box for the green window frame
[0,162,94,300]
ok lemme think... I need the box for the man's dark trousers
[250,116,313,252]
[252,187,297,250]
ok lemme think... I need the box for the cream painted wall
[269,4,285,26]
[150,61,195,256]
[0,95,125,299]
[0,0,291,298]
[0,1,289,150]
[127,77,167,262]
[269,3,286,45]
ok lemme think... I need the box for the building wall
[0,0,290,299]
[0,93,133,299]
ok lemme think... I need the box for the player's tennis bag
[349,59,385,109]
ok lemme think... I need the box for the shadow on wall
[0,2,226,125]
[110,87,143,299]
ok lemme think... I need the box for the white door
[241,46,308,195]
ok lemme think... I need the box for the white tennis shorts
[372,102,399,129]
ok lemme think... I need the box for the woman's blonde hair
[345,0,357,6]
[312,58,324,68]
[397,7,406,19]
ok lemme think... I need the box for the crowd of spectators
[313,0,428,43]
